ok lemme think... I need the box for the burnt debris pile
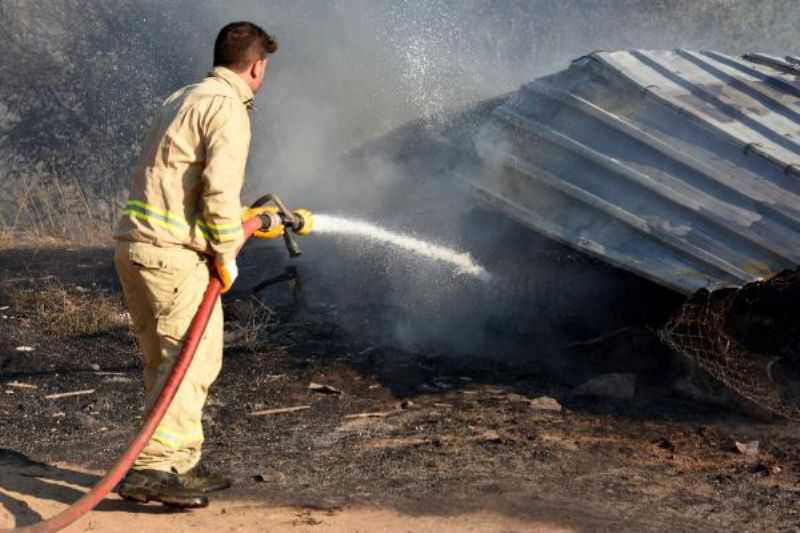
[661,269,800,420]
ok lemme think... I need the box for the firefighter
[112,21,277,508]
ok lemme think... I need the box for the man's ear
[253,57,268,79]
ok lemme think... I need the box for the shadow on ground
[0,449,188,527]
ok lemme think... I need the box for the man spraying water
[113,21,278,508]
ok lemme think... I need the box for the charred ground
[2,236,800,531]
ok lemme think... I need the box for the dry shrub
[8,281,128,338]
[223,297,276,350]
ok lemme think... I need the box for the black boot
[117,469,209,508]
[178,463,232,493]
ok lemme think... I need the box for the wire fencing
[660,275,800,420]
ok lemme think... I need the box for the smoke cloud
[1,1,798,368]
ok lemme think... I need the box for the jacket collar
[208,66,255,109]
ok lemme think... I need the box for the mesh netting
[659,274,800,420]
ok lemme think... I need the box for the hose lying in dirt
[3,216,263,533]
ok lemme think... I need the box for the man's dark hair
[214,21,278,70]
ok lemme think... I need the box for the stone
[735,440,760,456]
[573,373,636,400]
[529,396,562,412]
[308,382,342,395]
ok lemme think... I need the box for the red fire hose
[5,216,263,533]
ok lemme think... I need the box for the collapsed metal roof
[470,50,800,295]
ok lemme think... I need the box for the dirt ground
[2,236,800,532]
[0,463,569,533]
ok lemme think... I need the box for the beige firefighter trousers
[114,240,223,474]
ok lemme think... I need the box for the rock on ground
[573,373,636,400]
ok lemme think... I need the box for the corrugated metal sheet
[469,49,800,295]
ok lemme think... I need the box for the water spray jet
[312,214,490,280]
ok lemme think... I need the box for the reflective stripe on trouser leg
[114,241,223,474]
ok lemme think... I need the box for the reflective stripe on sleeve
[196,219,244,243]
[123,200,189,238]
[122,199,243,244]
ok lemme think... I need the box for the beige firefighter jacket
[114,67,254,264]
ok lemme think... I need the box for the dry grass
[0,178,116,245]
[5,280,276,355]
[0,230,12,250]
[0,230,80,251]
[6,281,128,338]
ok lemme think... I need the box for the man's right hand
[214,257,238,293]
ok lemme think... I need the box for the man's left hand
[215,257,238,293]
